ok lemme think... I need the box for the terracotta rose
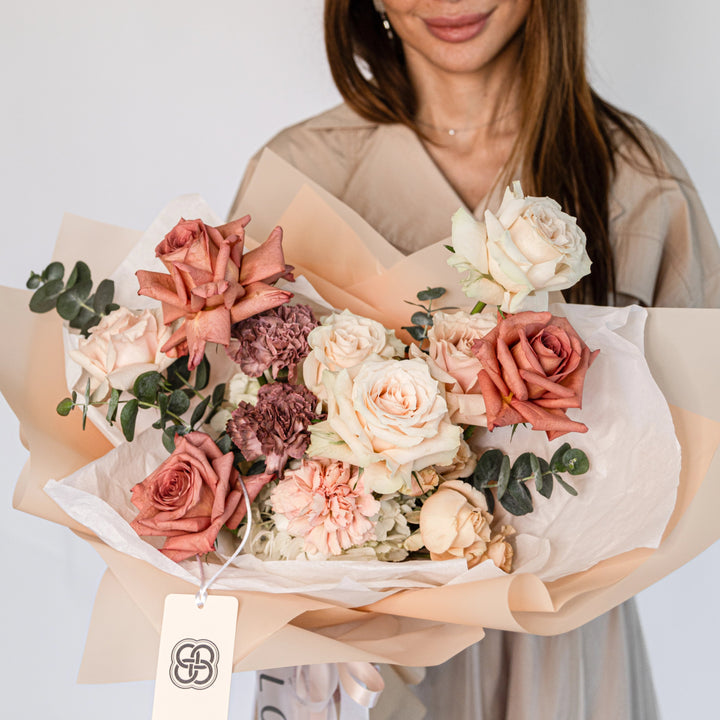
[473,311,598,440]
[130,431,242,561]
[136,216,293,369]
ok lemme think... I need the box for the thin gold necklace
[416,106,520,137]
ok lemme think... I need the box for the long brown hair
[324,0,657,304]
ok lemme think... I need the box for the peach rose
[419,480,493,568]
[473,311,598,440]
[130,431,242,562]
[69,306,173,399]
[136,216,293,369]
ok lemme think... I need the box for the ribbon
[255,663,385,720]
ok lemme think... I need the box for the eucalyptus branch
[471,444,589,516]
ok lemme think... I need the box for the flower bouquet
[3,153,720,718]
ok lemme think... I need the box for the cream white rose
[449,181,591,313]
[307,358,461,494]
[69,306,173,398]
[303,310,404,400]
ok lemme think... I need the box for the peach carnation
[270,458,380,556]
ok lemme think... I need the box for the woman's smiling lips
[423,12,494,43]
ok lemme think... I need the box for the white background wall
[1,2,718,718]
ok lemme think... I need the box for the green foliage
[403,287,457,349]
[471,444,589,516]
[121,399,139,441]
[26,260,116,336]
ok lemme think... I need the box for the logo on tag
[169,638,220,690]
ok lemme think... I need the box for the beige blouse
[231,102,720,309]
[234,103,719,720]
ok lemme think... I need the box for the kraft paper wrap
[2,156,720,685]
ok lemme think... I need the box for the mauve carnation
[271,458,379,556]
[226,382,321,475]
[226,304,317,382]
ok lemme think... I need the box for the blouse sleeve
[610,130,720,309]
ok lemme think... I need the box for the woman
[232,1,720,717]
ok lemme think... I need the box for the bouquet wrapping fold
[3,152,720,688]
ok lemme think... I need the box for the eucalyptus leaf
[56,398,74,416]
[106,388,120,424]
[556,476,579,496]
[563,448,589,475]
[43,261,65,282]
[79,313,102,336]
[26,273,42,290]
[410,311,433,326]
[191,396,211,427]
[162,426,177,453]
[500,475,533,516]
[168,356,191,389]
[443,244,455,253]
[121,399,139,442]
[69,304,96,331]
[168,389,191,416]
[472,448,503,490]
[497,455,511,499]
[29,278,64,313]
[510,452,534,483]
[133,371,162,404]
[550,442,572,472]
[401,325,426,342]
[65,260,92,294]
[537,458,554,499]
[195,355,210,391]
[216,434,232,454]
[211,383,226,407]
[55,288,85,321]
[93,279,115,314]
[416,287,445,301]
[158,392,169,420]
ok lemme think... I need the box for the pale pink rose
[130,432,242,562]
[270,458,380,556]
[415,310,497,426]
[420,480,493,568]
[69,306,173,398]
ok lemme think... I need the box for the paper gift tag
[152,594,239,720]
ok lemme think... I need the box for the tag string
[195,476,253,609]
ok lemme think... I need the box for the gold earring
[373,0,394,40]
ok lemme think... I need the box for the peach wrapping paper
[2,159,720,684]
